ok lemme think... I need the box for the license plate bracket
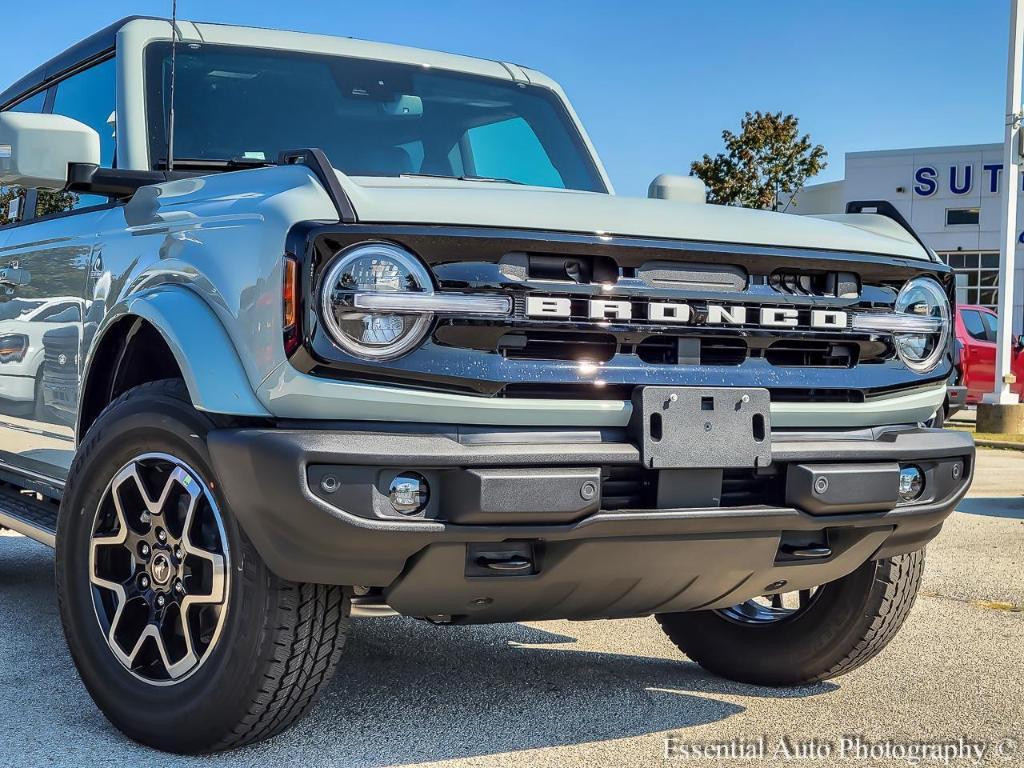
[629,387,772,469]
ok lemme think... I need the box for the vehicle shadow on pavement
[0,537,835,767]
[957,497,1024,520]
[272,616,836,767]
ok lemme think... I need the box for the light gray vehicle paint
[0,18,944,485]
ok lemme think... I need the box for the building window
[937,251,1000,310]
[945,208,980,226]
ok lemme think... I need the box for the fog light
[389,472,429,516]
[898,465,924,502]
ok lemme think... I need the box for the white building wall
[799,143,1024,333]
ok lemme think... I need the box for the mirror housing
[648,174,707,205]
[1015,334,1024,351]
[0,112,100,190]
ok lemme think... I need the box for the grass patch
[973,432,1024,444]
[947,423,1024,443]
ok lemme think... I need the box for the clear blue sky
[3,0,1012,195]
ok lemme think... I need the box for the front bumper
[0,372,35,403]
[207,423,974,623]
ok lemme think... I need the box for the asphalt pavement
[1,448,1021,767]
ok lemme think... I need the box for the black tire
[656,550,925,686]
[56,379,350,753]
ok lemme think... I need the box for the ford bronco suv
[0,17,974,754]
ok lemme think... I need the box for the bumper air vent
[601,465,655,510]
[721,469,786,507]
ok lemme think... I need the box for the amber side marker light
[283,256,300,355]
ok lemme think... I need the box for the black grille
[498,331,617,363]
[302,226,948,400]
[764,341,858,368]
[635,336,747,366]
[769,270,860,297]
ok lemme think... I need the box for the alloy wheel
[717,587,822,625]
[88,453,229,685]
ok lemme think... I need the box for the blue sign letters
[949,165,972,195]
[913,167,937,196]
[983,163,1003,193]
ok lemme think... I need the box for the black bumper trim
[205,424,974,602]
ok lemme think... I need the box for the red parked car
[955,305,1024,404]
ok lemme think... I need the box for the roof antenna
[166,0,179,172]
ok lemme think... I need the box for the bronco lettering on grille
[526,297,848,330]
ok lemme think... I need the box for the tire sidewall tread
[56,379,350,754]
[656,549,926,686]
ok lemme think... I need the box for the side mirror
[0,112,99,191]
[1015,334,1024,351]
[648,174,706,205]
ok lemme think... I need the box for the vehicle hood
[337,174,930,260]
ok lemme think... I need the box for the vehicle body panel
[955,304,1024,403]
[0,210,99,478]
[337,176,930,259]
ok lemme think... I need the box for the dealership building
[794,143,1024,333]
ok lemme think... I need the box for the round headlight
[893,277,950,373]
[320,243,434,360]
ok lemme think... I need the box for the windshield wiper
[399,173,524,185]
[153,157,276,172]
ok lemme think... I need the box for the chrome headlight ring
[320,242,435,361]
[319,242,510,361]
[892,277,951,373]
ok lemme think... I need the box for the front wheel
[56,380,350,753]
[656,550,925,686]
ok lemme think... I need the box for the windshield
[145,43,607,193]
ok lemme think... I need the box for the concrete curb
[974,439,1024,451]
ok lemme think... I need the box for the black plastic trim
[279,149,357,223]
[205,424,974,586]
[845,200,933,257]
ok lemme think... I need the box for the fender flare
[83,286,271,429]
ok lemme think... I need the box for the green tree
[691,111,827,210]
[0,185,78,226]
[0,186,26,226]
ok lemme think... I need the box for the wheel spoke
[718,586,821,625]
[88,453,230,685]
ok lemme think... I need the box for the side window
[464,117,564,188]
[38,57,117,215]
[961,310,989,342]
[34,302,78,322]
[0,90,47,227]
[979,311,999,343]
